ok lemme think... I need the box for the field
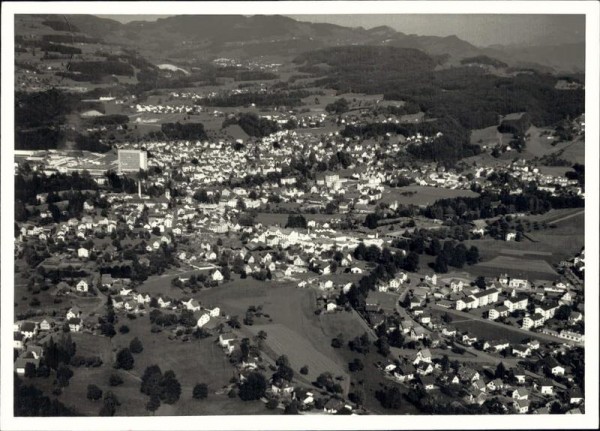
[472,255,558,281]
[255,212,345,227]
[381,185,479,207]
[558,137,585,165]
[470,125,502,147]
[429,309,531,345]
[464,208,584,268]
[368,291,399,313]
[247,323,348,388]
[63,312,258,416]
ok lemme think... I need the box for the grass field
[247,323,348,388]
[368,291,399,313]
[255,212,345,227]
[381,185,479,207]
[196,281,370,393]
[558,137,585,165]
[447,320,530,345]
[429,309,531,345]
[472,255,558,280]
[470,125,502,147]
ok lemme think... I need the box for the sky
[96,14,585,47]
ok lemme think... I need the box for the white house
[212,270,224,282]
[196,313,210,328]
[76,280,89,293]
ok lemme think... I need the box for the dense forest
[342,117,480,162]
[222,113,279,137]
[68,61,135,78]
[296,46,584,132]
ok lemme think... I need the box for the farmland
[246,323,349,391]
[471,255,559,281]
[197,281,353,368]
[381,185,479,207]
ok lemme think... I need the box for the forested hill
[296,46,584,132]
[294,46,437,76]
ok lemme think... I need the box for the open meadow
[381,185,479,207]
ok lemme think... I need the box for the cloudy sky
[96,14,585,47]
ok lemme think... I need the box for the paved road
[431,305,582,347]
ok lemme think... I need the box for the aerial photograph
[6,6,593,424]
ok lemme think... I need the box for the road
[547,209,585,225]
[430,305,582,347]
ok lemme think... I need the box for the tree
[115,348,134,370]
[466,246,480,265]
[300,365,309,375]
[87,384,103,401]
[100,391,120,416]
[495,362,507,379]
[24,362,36,378]
[56,365,74,387]
[284,400,300,415]
[146,394,161,415]
[160,370,182,404]
[238,372,267,401]
[276,355,290,368]
[349,358,364,372]
[119,325,129,334]
[285,214,307,229]
[433,254,448,273]
[273,363,294,382]
[109,374,123,386]
[130,337,144,354]
[377,386,402,409]
[441,354,450,372]
[193,383,208,400]
[555,305,572,321]
[141,365,163,397]
[474,276,487,289]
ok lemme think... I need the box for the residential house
[20,322,38,339]
[538,379,554,395]
[68,317,82,332]
[513,344,532,358]
[522,313,545,330]
[196,313,211,328]
[513,399,530,414]
[76,280,89,293]
[393,364,416,382]
[512,388,529,400]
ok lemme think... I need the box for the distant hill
[51,14,585,73]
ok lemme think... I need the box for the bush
[109,374,123,387]
[115,348,134,370]
[129,337,143,354]
[300,365,309,375]
[238,372,267,401]
[119,325,130,334]
[87,384,103,401]
[192,383,208,400]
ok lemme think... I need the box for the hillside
[38,14,585,73]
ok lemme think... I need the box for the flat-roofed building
[118,149,147,173]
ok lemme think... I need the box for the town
[12,13,586,418]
